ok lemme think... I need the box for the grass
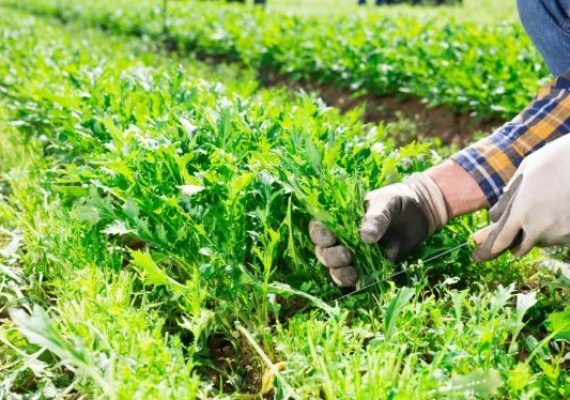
[0,3,568,400]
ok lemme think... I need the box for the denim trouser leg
[518,0,570,76]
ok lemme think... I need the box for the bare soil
[259,70,504,145]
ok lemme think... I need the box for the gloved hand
[473,135,570,262]
[309,220,358,288]
[309,173,449,287]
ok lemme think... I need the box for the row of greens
[0,8,568,399]
[3,0,549,120]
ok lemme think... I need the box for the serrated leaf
[445,369,503,397]
[123,197,140,219]
[516,291,537,315]
[72,205,101,226]
[130,250,185,293]
[179,117,197,139]
[9,305,111,394]
[508,363,531,392]
[547,306,570,340]
[177,185,204,197]
[490,284,514,315]
[101,220,133,236]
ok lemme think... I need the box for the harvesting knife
[335,241,472,301]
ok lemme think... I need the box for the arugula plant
[0,7,567,400]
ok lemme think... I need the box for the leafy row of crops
[1,6,569,400]
[3,0,549,120]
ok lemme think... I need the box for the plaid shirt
[452,73,570,205]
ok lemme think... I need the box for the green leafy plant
[3,0,549,119]
[0,5,567,399]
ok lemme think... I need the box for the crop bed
[3,0,550,120]
[0,4,568,400]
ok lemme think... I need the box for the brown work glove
[309,173,449,287]
[309,220,358,288]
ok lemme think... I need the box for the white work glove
[309,173,449,287]
[473,134,570,262]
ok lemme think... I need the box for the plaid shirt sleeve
[452,73,570,205]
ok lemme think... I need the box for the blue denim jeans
[518,0,570,76]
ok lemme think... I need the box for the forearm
[427,160,487,219]
[440,75,570,212]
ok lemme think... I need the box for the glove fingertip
[329,266,358,288]
[472,227,492,245]
[472,246,497,263]
[315,245,353,268]
[359,216,389,244]
[309,220,336,247]
[510,234,534,258]
[471,247,485,263]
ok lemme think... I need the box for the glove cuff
[405,173,449,235]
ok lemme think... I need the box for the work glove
[309,173,449,287]
[473,134,570,262]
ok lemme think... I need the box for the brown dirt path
[259,70,504,145]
